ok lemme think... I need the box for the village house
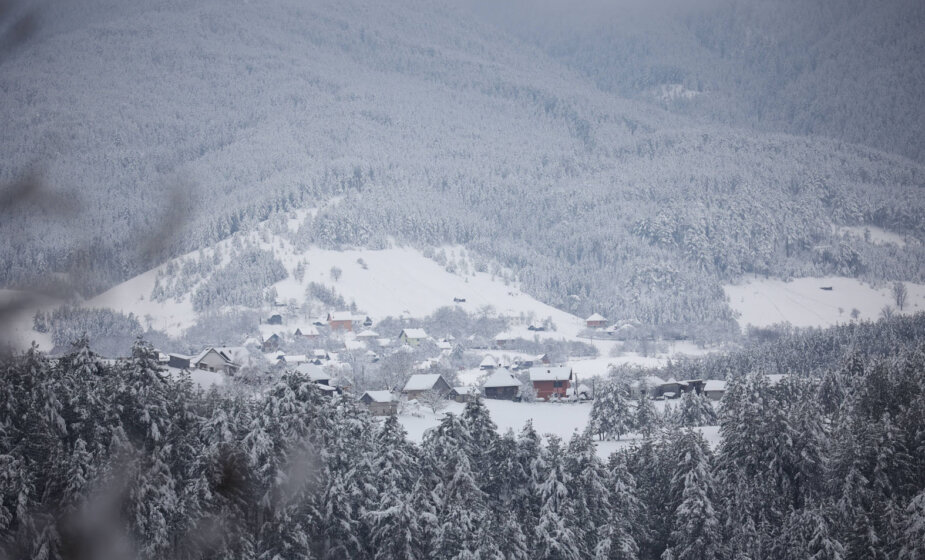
[398,328,428,347]
[586,313,607,329]
[327,311,355,331]
[355,329,379,340]
[296,362,331,385]
[190,347,247,375]
[261,333,282,353]
[402,373,452,400]
[529,365,574,400]
[311,349,330,364]
[483,368,521,400]
[658,377,687,399]
[494,333,516,347]
[703,380,727,401]
[359,391,398,416]
[479,355,499,371]
[293,324,320,339]
[267,314,283,325]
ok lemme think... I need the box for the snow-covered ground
[724,276,925,330]
[836,225,908,247]
[77,210,587,341]
[398,399,721,459]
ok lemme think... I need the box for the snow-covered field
[398,399,721,459]
[724,276,925,330]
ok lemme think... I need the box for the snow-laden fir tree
[661,429,721,560]
[534,435,581,560]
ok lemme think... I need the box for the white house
[398,328,428,347]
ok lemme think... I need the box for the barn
[483,368,521,400]
[402,373,451,400]
[359,391,398,416]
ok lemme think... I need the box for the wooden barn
[359,391,398,416]
[483,368,521,400]
[402,373,451,400]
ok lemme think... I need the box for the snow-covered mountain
[2,0,924,337]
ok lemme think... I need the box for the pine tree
[534,436,581,560]
[565,431,612,557]
[635,393,657,439]
[662,430,721,560]
[596,453,642,560]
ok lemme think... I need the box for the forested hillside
[475,0,925,163]
[2,0,924,332]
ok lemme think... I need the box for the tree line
[2,314,925,558]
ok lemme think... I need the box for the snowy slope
[724,276,925,329]
[79,212,584,341]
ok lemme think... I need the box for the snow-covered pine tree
[661,429,721,560]
[366,415,425,560]
[635,392,657,439]
[565,431,612,557]
[534,435,581,560]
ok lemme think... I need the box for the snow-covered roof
[294,324,319,336]
[704,380,727,392]
[296,363,330,382]
[356,329,379,338]
[403,373,444,392]
[437,340,452,350]
[586,313,606,322]
[283,354,308,363]
[191,346,248,367]
[312,349,329,357]
[529,366,572,382]
[494,332,515,341]
[453,386,479,395]
[362,390,396,403]
[663,377,686,386]
[328,311,354,322]
[480,355,498,367]
[400,328,428,339]
[483,368,521,388]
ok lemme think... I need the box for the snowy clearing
[724,276,925,330]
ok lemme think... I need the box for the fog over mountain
[1,0,923,331]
